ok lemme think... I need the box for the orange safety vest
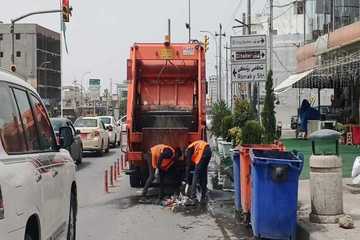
[187,140,209,165]
[150,144,175,171]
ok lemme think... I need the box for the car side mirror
[107,126,113,131]
[59,126,74,148]
[75,129,81,135]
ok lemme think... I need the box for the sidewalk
[297,178,360,240]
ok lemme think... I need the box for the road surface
[76,148,252,240]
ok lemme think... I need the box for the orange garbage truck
[125,38,207,188]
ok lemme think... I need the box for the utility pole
[304,0,306,43]
[110,78,113,116]
[216,24,225,101]
[186,0,191,42]
[225,43,229,105]
[269,0,274,71]
[248,0,252,104]
[247,0,251,35]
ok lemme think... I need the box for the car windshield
[74,119,97,127]
[100,117,111,124]
[51,119,66,131]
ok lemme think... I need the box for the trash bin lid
[251,149,302,163]
[308,129,341,141]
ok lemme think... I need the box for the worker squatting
[142,140,212,203]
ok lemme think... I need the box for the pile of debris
[160,193,199,213]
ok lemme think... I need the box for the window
[0,85,26,153]
[29,94,56,151]
[0,34,3,40]
[0,52,3,58]
[16,51,21,57]
[12,88,40,151]
[100,121,106,129]
[15,33,20,40]
[74,119,97,127]
[294,1,304,15]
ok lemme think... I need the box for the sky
[1,0,265,92]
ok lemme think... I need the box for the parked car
[0,69,77,240]
[99,116,121,147]
[74,116,110,155]
[51,118,83,165]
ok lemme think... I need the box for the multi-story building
[0,23,61,116]
[207,75,218,106]
[289,0,360,125]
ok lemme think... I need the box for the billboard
[89,78,101,100]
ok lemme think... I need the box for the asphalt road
[76,147,252,240]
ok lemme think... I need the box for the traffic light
[62,0,72,22]
[204,35,209,52]
[10,64,16,72]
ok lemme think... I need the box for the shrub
[221,115,234,141]
[229,127,242,146]
[233,99,256,128]
[242,120,263,144]
[210,100,231,138]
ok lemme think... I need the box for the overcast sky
[2,0,265,91]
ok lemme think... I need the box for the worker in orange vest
[142,144,181,198]
[185,140,212,202]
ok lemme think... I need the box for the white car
[99,116,121,147]
[74,117,110,155]
[0,69,77,240]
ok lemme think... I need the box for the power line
[273,49,292,73]
[225,0,243,32]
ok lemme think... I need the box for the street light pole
[81,71,92,115]
[10,9,62,66]
[188,0,191,42]
[216,24,226,101]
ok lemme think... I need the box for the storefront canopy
[274,69,314,94]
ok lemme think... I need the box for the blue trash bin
[250,150,303,240]
[231,149,241,211]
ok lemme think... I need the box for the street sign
[231,49,267,62]
[230,35,266,49]
[89,78,101,100]
[230,34,267,82]
[89,79,101,90]
[231,62,267,82]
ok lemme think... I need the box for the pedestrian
[185,140,212,203]
[142,144,181,198]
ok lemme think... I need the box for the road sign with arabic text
[231,62,267,82]
[230,34,267,82]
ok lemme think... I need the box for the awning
[274,69,314,94]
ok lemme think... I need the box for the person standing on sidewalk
[185,140,212,202]
[142,144,181,198]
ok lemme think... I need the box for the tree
[261,70,276,143]
[210,100,231,138]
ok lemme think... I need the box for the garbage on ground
[338,215,354,229]
[352,157,360,184]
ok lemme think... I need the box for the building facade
[0,23,61,116]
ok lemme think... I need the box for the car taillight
[0,185,4,219]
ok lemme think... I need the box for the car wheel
[77,148,83,165]
[105,139,110,153]
[67,191,77,240]
[97,141,104,156]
